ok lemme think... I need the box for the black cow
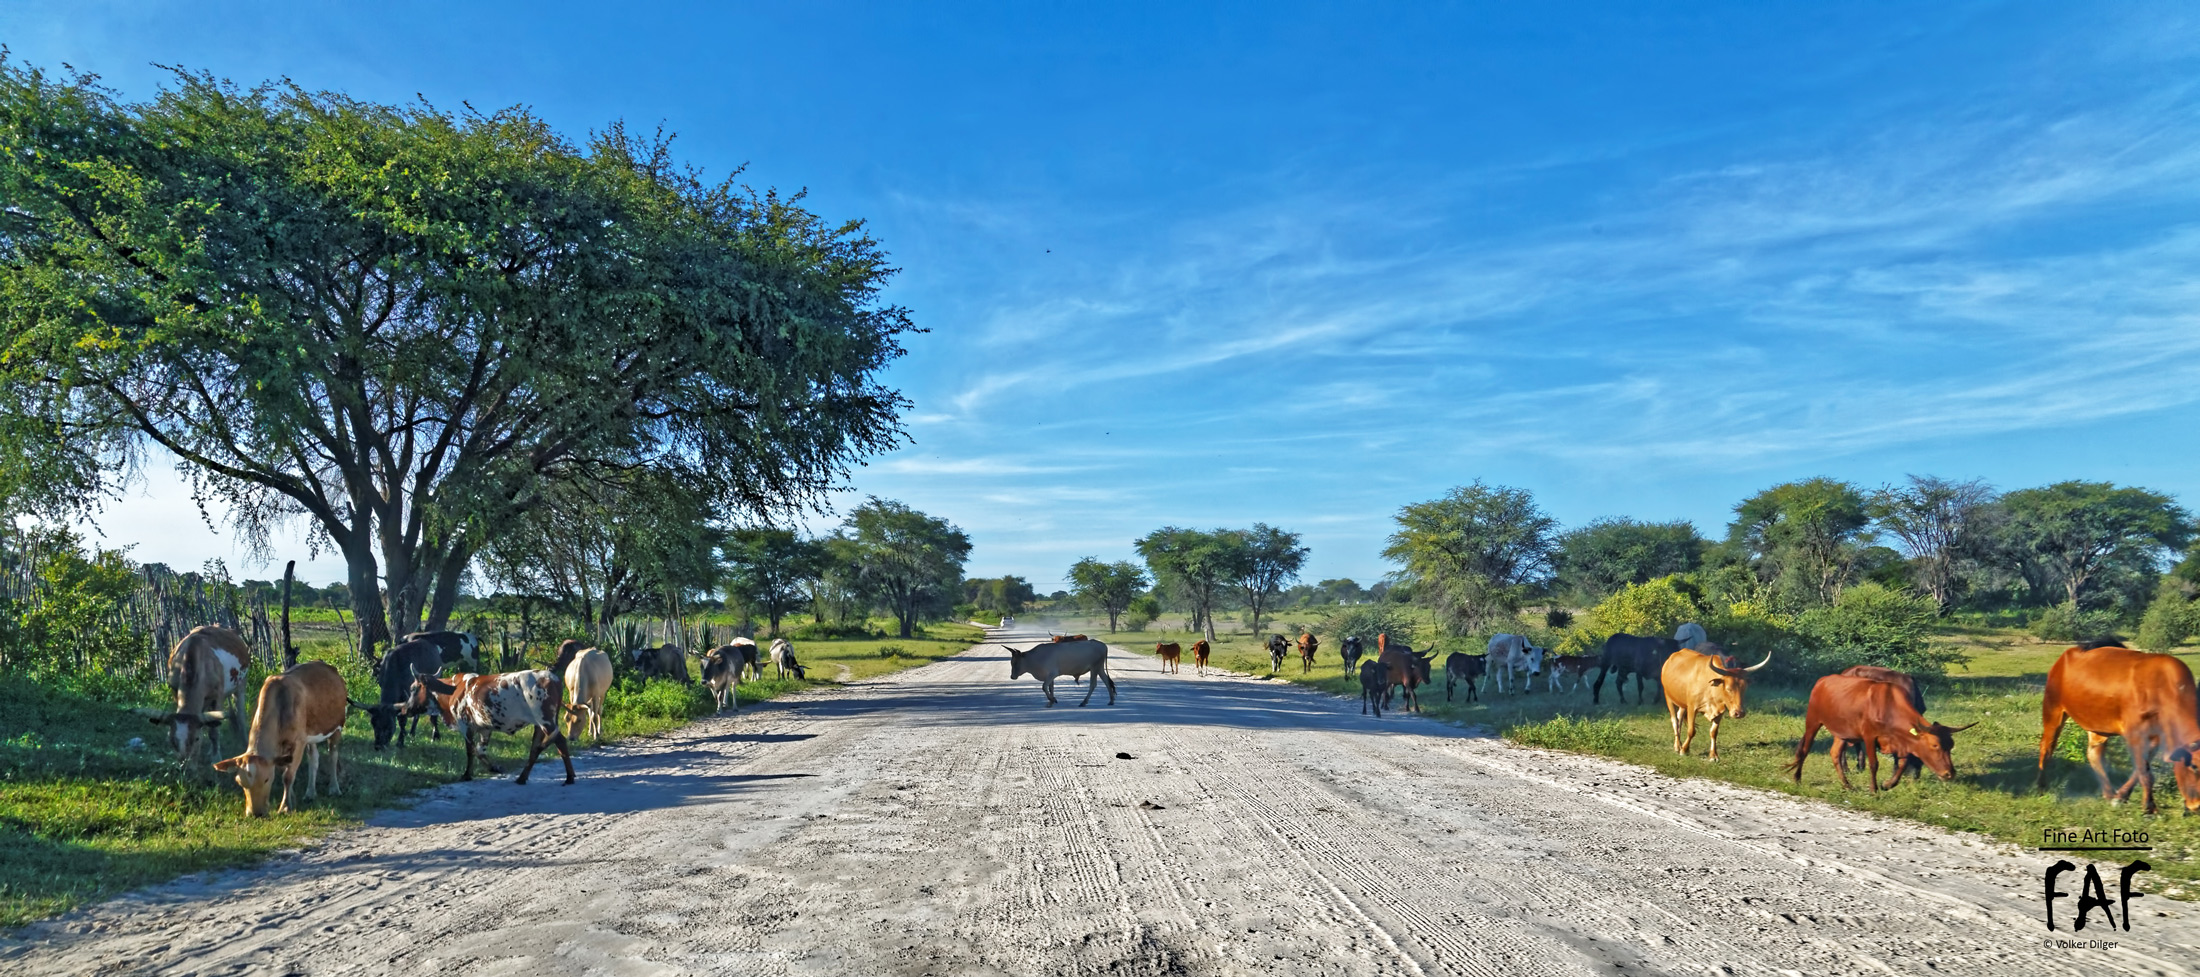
[1340,635,1365,675]
[360,639,452,749]
[1593,633,1680,705]
[1358,659,1388,717]
[1266,634,1289,674]
[1444,652,1487,702]
[630,644,693,684]
[399,630,481,671]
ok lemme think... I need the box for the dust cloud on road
[6,628,2197,975]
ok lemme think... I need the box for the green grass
[1044,614,2200,900]
[0,621,982,926]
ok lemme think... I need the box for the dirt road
[8,628,2198,975]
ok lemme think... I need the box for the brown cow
[214,661,347,817]
[1051,634,1090,642]
[1298,632,1319,673]
[1192,639,1212,676]
[2035,644,2200,815]
[1155,641,1182,674]
[1787,675,1971,792]
[1377,633,1433,713]
[144,625,252,763]
[1659,643,1770,760]
[1835,664,1929,773]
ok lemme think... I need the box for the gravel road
[7,628,2199,976]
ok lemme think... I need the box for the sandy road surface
[7,628,2199,976]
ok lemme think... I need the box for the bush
[789,620,879,640]
[2028,602,2123,646]
[606,678,714,720]
[1316,604,1422,648]
[1544,608,1574,630]
[2136,587,2199,651]
[1122,595,1161,632]
[1795,583,1965,676]
[1564,576,1705,653]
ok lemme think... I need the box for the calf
[1192,639,1212,676]
[1659,643,1770,760]
[144,625,251,763]
[1835,664,1929,773]
[1297,632,1319,673]
[770,638,807,679]
[1787,675,1970,792]
[1008,638,1115,707]
[1267,634,1289,674]
[1485,633,1545,694]
[1444,652,1486,702]
[562,644,613,741]
[361,638,452,749]
[412,670,577,785]
[1340,635,1364,675]
[214,661,347,817]
[1548,655,1598,694]
[1155,641,1182,674]
[1359,659,1388,717]
[694,644,743,712]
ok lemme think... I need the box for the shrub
[789,620,878,640]
[606,678,713,720]
[1122,595,1161,632]
[1572,576,1705,651]
[2027,602,2123,646]
[875,644,909,659]
[1544,608,1574,630]
[1795,583,1965,676]
[1316,604,1422,649]
[2137,586,2200,651]
[1507,715,1634,753]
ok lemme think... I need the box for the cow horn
[1946,721,1979,733]
[1738,651,1771,673]
[198,710,225,723]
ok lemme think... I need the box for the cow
[770,637,807,680]
[561,643,614,741]
[726,636,764,679]
[411,669,577,785]
[1594,633,1680,705]
[1444,652,1486,702]
[1155,641,1182,674]
[1266,634,1289,674]
[1192,639,1212,676]
[2035,643,2200,815]
[1051,633,1090,642]
[1359,659,1388,717]
[1340,635,1364,675]
[1297,632,1319,673]
[1547,655,1598,694]
[1008,638,1115,707]
[1484,634,1545,694]
[1659,642,1771,760]
[693,644,743,713]
[360,637,455,750]
[1377,634,1433,713]
[1787,674,1971,792]
[141,625,251,764]
[1834,664,1930,772]
[214,660,347,817]
[1673,621,1709,650]
[399,630,481,671]
[631,644,693,684]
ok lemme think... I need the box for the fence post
[280,560,298,669]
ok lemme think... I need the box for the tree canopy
[1382,482,1557,634]
[1726,478,1873,608]
[1554,517,1705,602]
[0,61,910,649]
[1067,558,1147,632]
[1994,481,2191,610]
[1134,527,1239,642]
[840,498,970,639]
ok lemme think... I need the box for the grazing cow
[1377,634,1434,713]
[143,625,251,763]
[214,661,347,817]
[1485,634,1545,694]
[1007,638,1115,707]
[1787,675,1971,792]
[359,638,455,750]
[1548,655,1598,694]
[399,630,481,671]
[1659,643,1770,760]
[1359,659,1388,717]
[1834,664,1929,772]
[1340,635,1365,675]
[1297,632,1319,673]
[1593,633,1680,705]
[1155,641,1182,674]
[770,637,807,680]
[631,644,693,684]
[562,644,614,741]
[1267,634,1289,674]
[412,670,577,784]
[1444,652,1487,702]
[693,644,742,713]
[1192,639,1212,676]
[2035,644,2200,815]
[1673,621,1709,650]
[727,636,764,679]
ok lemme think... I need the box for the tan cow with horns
[1659,642,1770,760]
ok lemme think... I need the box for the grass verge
[0,622,981,926]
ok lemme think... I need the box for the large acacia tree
[0,63,909,648]
[842,498,970,639]
[1383,482,1557,635]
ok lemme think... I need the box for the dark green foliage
[1554,518,1705,602]
[1795,583,1967,676]
[1384,482,1558,634]
[722,528,826,636]
[1727,478,1874,609]
[1067,559,1148,632]
[1315,603,1422,649]
[840,498,971,640]
[1991,481,2191,613]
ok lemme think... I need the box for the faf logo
[2043,859,2149,932]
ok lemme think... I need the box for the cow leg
[1043,677,1058,707]
[1878,745,1907,791]
[1668,704,1684,752]
[2123,733,2158,814]
[2036,694,2070,791]
[1863,739,1881,793]
[2085,732,2120,801]
[460,724,478,781]
[326,731,343,796]
[553,729,575,785]
[1787,721,1820,783]
[1077,671,1097,707]
[1592,666,1608,705]
[1703,715,1721,760]
[1100,668,1116,705]
[515,726,548,785]
[1826,735,1854,789]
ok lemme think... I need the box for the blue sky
[10,2,2200,590]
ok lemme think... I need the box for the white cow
[1674,621,1710,650]
[1485,633,1546,694]
[770,638,806,679]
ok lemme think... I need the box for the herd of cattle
[1111,626,2200,813]
[137,625,811,816]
